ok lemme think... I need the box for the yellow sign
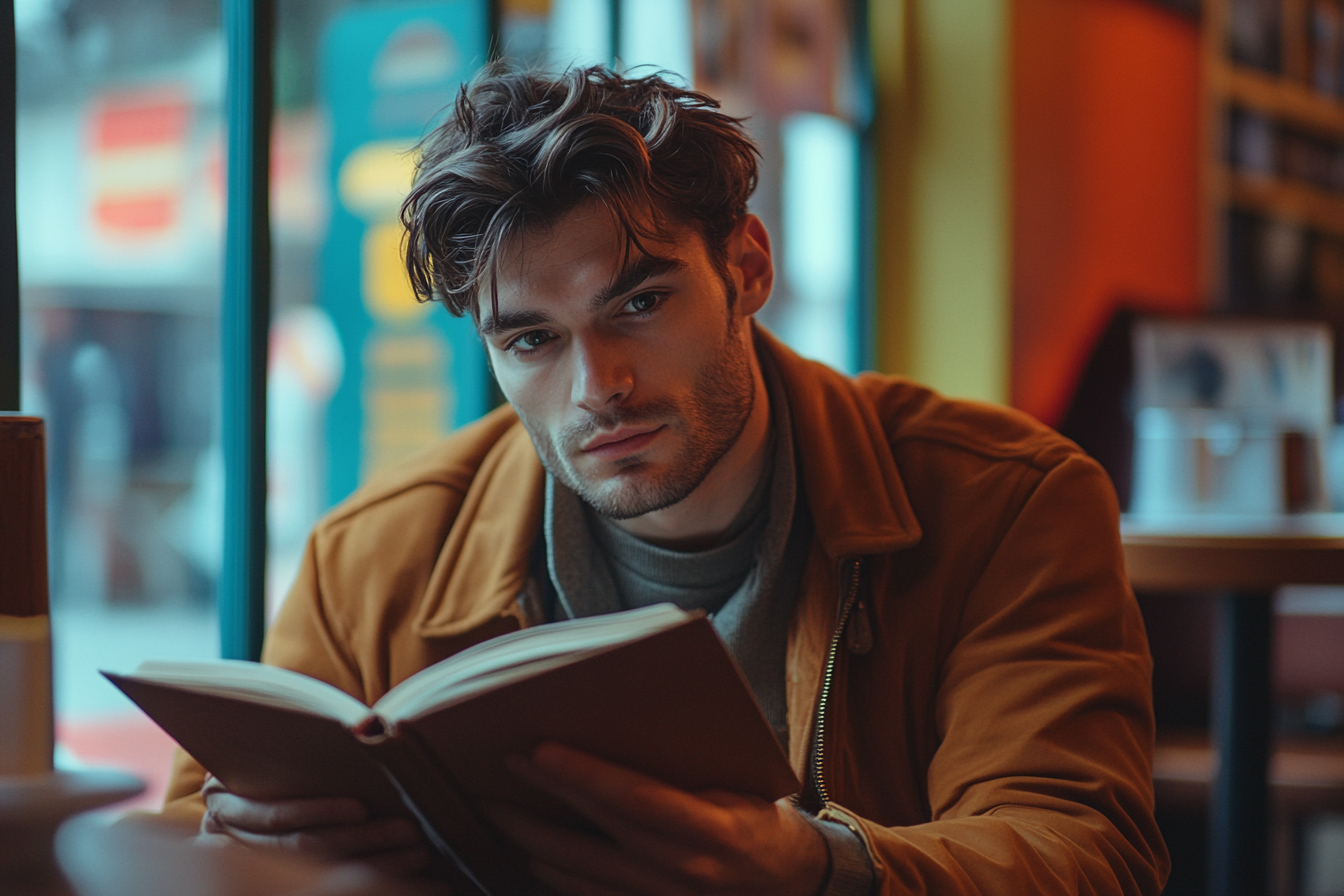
[362,220,429,323]
[337,140,417,220]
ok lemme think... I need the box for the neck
[613,336,771,551]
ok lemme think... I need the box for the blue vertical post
[220,0,272,661]
[850,0,876,372]
[488,0,501,57]
[2,0,19,411]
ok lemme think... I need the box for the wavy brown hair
[400,64,760,319]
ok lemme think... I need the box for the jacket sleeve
[839,454,1169,896]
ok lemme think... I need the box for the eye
[623,291,664,316]
[507,330,556,354]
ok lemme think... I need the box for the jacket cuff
[803,812,875,896]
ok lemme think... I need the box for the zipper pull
[846,598,872,655]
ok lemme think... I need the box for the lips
[581,426,664,460]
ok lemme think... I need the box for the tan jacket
[165,330,1169,895]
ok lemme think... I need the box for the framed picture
[1131,317,1334,515]
[1133,317,1333,431]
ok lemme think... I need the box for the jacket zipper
[810,556,863,807]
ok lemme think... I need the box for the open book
[105,604,799,895]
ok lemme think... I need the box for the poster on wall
[692,0,854,121]
[319,1,492,507]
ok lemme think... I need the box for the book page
[125,659,371,726]
[375,604,691,721]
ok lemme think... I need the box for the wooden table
[55,812,422,896]
[0,769,143,895]
[0,779,423,896]
[1121,513,1344,896]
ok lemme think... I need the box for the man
[164,65,1169,895]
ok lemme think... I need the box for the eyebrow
[479,308,552,338]
[479,254,688,337]
[590,254,687,311]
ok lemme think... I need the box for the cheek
[656,330,721,384]
[495,362,567,424]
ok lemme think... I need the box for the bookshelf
[1205,0,1344,314]
[1224,165,1344,236]
[1146,6,1344,893]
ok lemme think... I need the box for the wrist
[781,801,831,896]
[799,810,876,896]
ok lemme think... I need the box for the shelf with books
[1223,165,1344,236]
[1216,61,1344,141]
[1205,0,1344,313]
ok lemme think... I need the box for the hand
[483,743,829,896]
[199,774,432,877]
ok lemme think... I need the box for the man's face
[481,203,756,520]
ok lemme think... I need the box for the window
[15,0,225,807]
[6,0,870,811]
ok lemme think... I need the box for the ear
[727,214,773,317]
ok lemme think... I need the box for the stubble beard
[523,321,756,520]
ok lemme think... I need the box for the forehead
[483,202,707,314]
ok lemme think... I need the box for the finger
[480,801,674,895]
[492,772,714,880]
[512,745,740,848]
[205,790,369,834]
[201,773,226,797]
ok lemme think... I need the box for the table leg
[1207,590,1275,896]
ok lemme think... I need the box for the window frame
[2,0,18,411]
[219,0,273,661]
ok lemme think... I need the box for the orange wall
[1012,0,1203,426]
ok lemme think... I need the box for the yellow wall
[871,0,1010,404]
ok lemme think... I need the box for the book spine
[360,724,523,896]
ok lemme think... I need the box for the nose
[570,338,633,412]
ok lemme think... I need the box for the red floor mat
[57,712,179,812]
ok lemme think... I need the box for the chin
[573,469,691,521]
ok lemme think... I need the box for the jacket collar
[413,324,922,637]
[754,326,921,559]
[414,420,545,638]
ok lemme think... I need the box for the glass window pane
[620,0,692,80]
[685,0,865,372]
[16,0,225,809]
[779,111,859,371]
[544,0,612,68]
[267,0,495,615]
